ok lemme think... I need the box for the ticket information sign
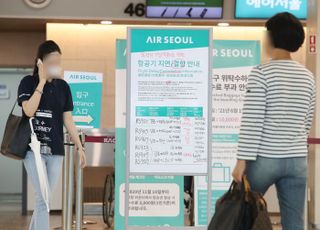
[194,40,261,225]
[127,28,212,175]
[115,40,184,229]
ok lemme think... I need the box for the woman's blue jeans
[23,150,64,230]
[246,156,307,230]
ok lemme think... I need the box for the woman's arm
[22,61,47,117]
[22,80,46,117]
[63,111,86,168]
[232,67,267,183]
[305,83,316,135]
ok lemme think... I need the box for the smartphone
[37,58,43,66]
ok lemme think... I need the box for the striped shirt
[237,60,316,160]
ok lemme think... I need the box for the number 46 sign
[124,3,145,17]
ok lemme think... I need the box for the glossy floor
[0,194,282,230]
[0,212,283,230]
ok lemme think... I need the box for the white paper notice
[128,29,211,174]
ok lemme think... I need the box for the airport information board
[127,28,212,175]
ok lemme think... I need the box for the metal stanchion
[75,131,84,230]
[56,133,74,230]
[67,143,75,229]
[57,131,98,230]
[75,152,83,230]
[73,131,97,229]
[62,135,70,230]
[74,147,97,228]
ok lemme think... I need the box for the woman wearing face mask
[232,12,315,230]
[18,40,86,230]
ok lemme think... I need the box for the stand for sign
[56,132,96,230]
[124,27,213,230]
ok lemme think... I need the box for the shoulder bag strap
[10,100,18,115]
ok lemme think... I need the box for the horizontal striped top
[237,60,316,160]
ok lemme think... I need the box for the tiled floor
[0,194,282,230]
[270,216,282,230]
[0,194,111,230]
[0,213,282,230]
[0,212,111,230]
[0,216,282,230]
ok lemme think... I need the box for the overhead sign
[146,0,223,19]
[235,0,307,19]
[64,71,103,129]
[127,28,212,175]
[194,40,261,226]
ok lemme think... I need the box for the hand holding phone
[37,59,47,82]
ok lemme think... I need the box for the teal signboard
[194,40,261,226]
[64,71,103,128]
[235,0,307,19]
[131,29,210,52]
[115,39,184,229]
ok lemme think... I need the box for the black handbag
[208,178,254,230]
[0,101,31,160]
[251,194,273,230]
[208,176,272,230]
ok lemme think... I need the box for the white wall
[306,0,320,226]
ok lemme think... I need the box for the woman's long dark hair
[33,40,62,76]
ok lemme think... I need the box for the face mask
[47,66,62,78]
